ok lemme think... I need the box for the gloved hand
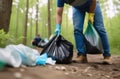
[88,13,94,24]
[55,24,61,35]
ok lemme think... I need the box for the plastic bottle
[0,61,5,70]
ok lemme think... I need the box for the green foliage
[107,14,120,54]
[0,29,23,48]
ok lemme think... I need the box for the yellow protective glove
[88,13,94,24]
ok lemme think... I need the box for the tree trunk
[0,0,12,33]
[23,0,29,45]
[48,0,51,38]
[36,0,39,35]
[15,3,19,37]
[30,17,33,40]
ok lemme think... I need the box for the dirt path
[0,54,120,79]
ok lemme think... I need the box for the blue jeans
[72,1,111,57]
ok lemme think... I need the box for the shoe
[103,56,112,65]
[72,55,88,63]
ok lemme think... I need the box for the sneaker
[72,55,88,63]
[103,56,112,65]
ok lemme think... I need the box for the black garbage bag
[84,22,103,54]
[40,35,73,64]
[84,36,102,54]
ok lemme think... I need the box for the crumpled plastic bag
[5,44,39,66]
[36,53,56,65]
[0,48,22,68]
[46,58,56,65]
[84,22,103,54]
[35,53,48,65]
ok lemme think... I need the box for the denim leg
[94,2,111,57]
[72,7,86,56]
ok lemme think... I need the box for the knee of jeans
[97,28,107,36]
[74,28,83,34]
[94,24,106,33]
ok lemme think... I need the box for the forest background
[0,0,120,55]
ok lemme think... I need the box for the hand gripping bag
[40,35,73,64]
[84,22,103,54]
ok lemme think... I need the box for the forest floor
[0,48,120,79]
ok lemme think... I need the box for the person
[55,0,112,64]
[32,34,43,47]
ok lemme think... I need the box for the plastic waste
[0,61,5,70]
[41,35,73,64]
[84,22,103,54]
[35,53,48,65]
[5,44,39,66]
[0,48,22,68]
[46,58,56,65]
[49,34,54,40]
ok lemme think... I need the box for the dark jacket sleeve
[57,0,65,7]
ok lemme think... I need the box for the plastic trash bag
[36,53,56,65]
[0,48,22,68]
[46,57,56,65]
[5,44,39,66]
[35,53,48,65]
[84,22,103,54]
[40,35,73,64]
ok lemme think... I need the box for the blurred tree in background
[0,0,12,33]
